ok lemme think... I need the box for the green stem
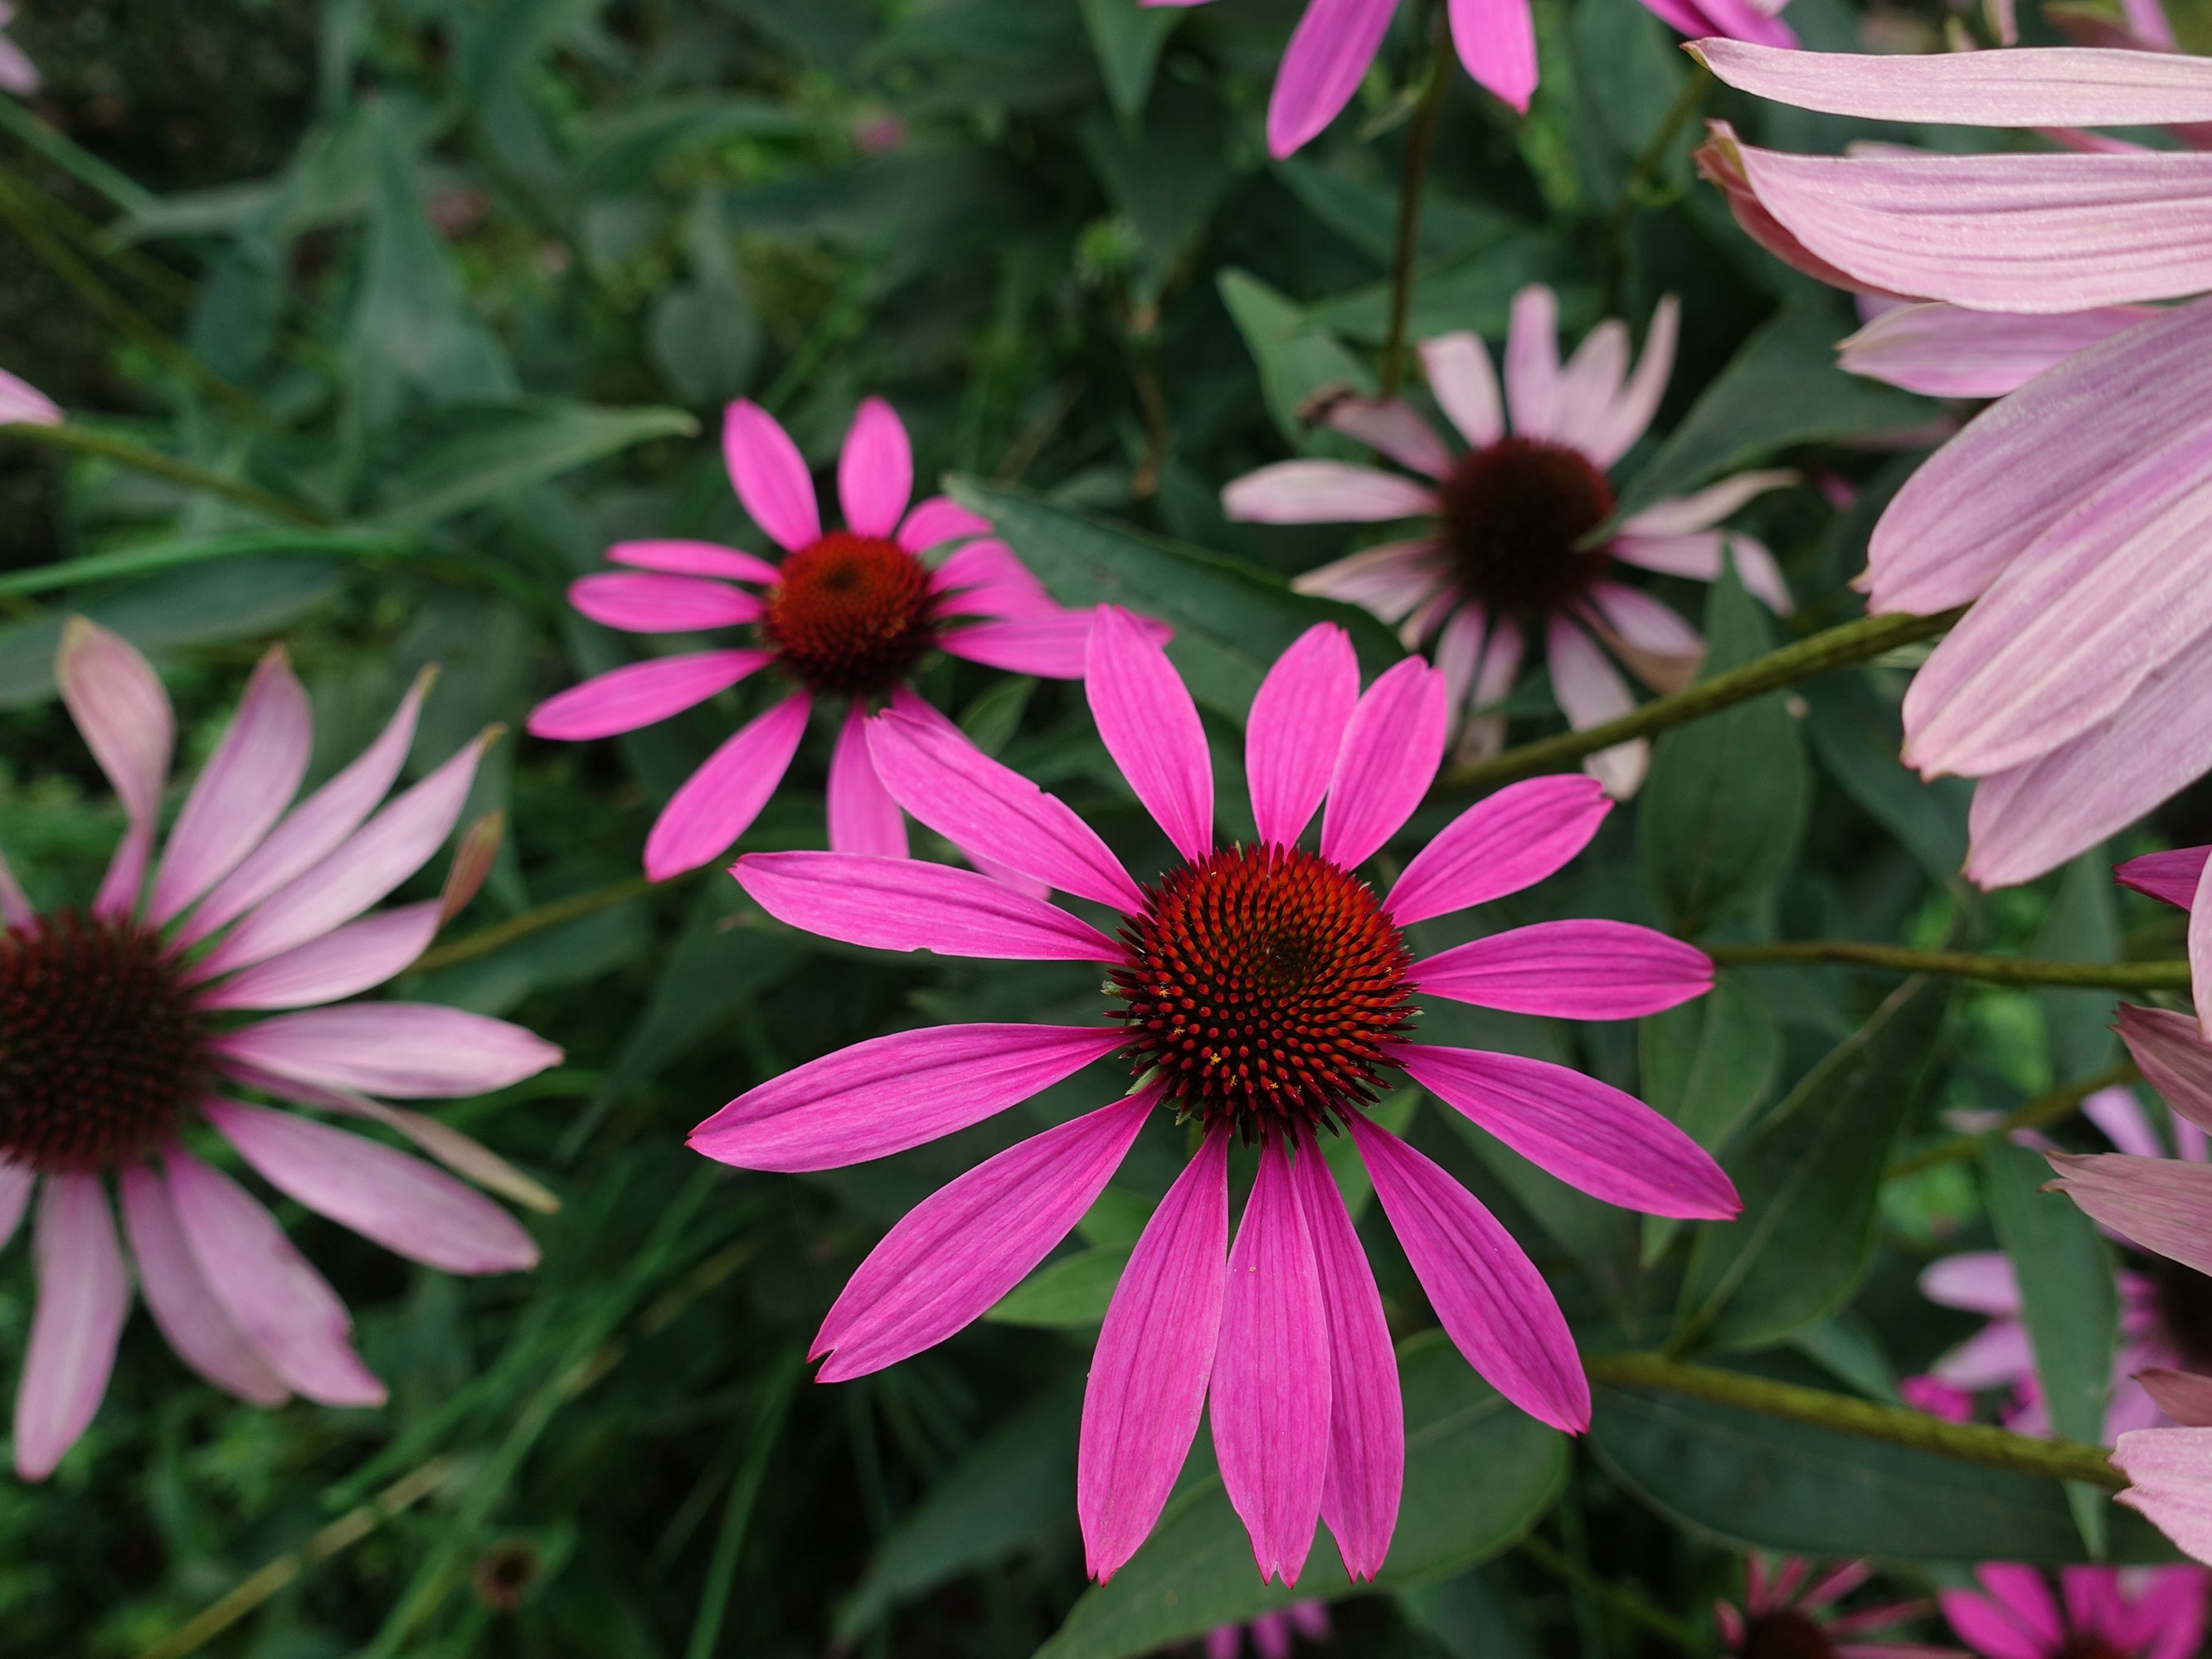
[1518,1534,1702,1652]
[1889,1058,2142,1180]
[1585,1352,2123,1490]
[1709,941,2188,991]
[684,1350,803,1659]
[1435,605,1966,794]
[1379,7,1453,399]
[2,422,325,524]
[1608,62,1711,227]
[0,96,160,216]
[412,874,664,973]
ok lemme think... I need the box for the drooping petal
[213,1004,563,1100]
[527,649,772,742]
[1346,1111,1589,1430]
[1434,605,1487,718]
[1396,1044,1740,1219]
[1420,332,1505,450]
[13,1174,129,1480]
[2116,847,2209,911]
[197,900,442,1010]
[811,1090,1153,1381]
[1582,584,1704,696]
[2046,1152,2212,1275]
[1213,1134,1330,1586]
[2114,1427,2212,1567]
[643,690,812,880]
[1618,470,1799,538]
[1448,0,1538,114]
[1502,286,1563,439]
[1222,461,1439,524]
[899,497,995,555]
[1291,541,1449,625]
[568,572,763,633]
[1247,624,1362,849]
[1320,658,1448,869]
[1840,302,2156,400]
[1321,397,1453,480]
[1264,0,1400,158]
[1548,620,1646,798]
[722,399,822,552]
[1919,1250,2023,1316]
[1087,605,1214,864]
[692,1024,1125,1170]
[1412,920,1713,1018]
[116,1166,289,1405]
[1081,1123,1231,1582]
[606,538,781,585]
[165,1149,385,1407]
[829,703,907,859]
[1387,774,1610,924]
[865,711,1144,908]
[838,397,913,538]
[734,851,1121,961]
[150,648,313,926]
[58,618,173,918]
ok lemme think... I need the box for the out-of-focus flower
[1938,1564,2207,1659]
[1200,1601,1331,1658]
[1688,40,2212,888]
[0,4,39,97]
[0,368,60,427]
[1223,285,1794,796]
[529,397,1138,880]
[1717,1555,1958,1659]
[695,615,1734,1584]
[852,109,907,154]
[0,621,561,1480]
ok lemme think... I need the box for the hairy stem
[1379,7,1453,399]
[1709,941,2188,991]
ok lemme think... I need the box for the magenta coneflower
[692,611,1737,1584]
[1939,1564,2206,1659]
[0,621,561,1480]
[1223,285,1793,796]
[1719,1557,1957,1659]
[528,397,1123,880]
[1203,1601,1331,1659]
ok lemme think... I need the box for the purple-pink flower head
[692,613,1738,1585]
[1224,285,1794,795]
[1939,1564,2207,1659]
[529,396,1137,881]
[1718,1556,1957,1659]
[0,620,562,1481]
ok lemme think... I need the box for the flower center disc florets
[762,532,937,695]
[1107,844,1415,1135]
[1439,436,1616,619]
[0,912,208,1172]
[1737,1611,1835,1659]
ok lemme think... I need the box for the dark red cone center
[0,912,208,1172]
[1438,437,1616,620]
[1106,844,1415,1134]
[761,532,938,696]
[1737,1611,1835,1659]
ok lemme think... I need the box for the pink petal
[837,397,914,538]
[1395,1044,1740,1219]
[150,649,312,926]
[2116,847,2209,911]
[1919,1250,2023,1315]
[569,572,762,633]
[1213,1134,1330,1586]
[1322,398,1453,479]
[117,1165,289,1406]
[1290,541,1448,625]
[1546,321,1631,459]
[722,399,822,552]
[1434,604,1488,717]
[528,649,771,742]
[829,703,907,859]
[812,1091,1152,1381]
[931,538,1057,619]
[1320,658,1447,869]
[1582,297,1681,469]
[164,1150,384,1407]
[607,538,781,584]
[2191,854,2212,1037]
[1502,286,1563,439]
[1582,584,1705,690]
[900,497,994,555]
[941,612,1101,679]
[1618,471,1798,538]
[1976,1564,2067,1650]
[1939,1591,2051,1659]
[2046,1152,2212,1274]
[1548,620,1646,798]
[1265,0,1399,158]
[0,847,29,930]
[197,900,441,1010]
[1087,605,1214,864]
[2083,1083,2167,1159]
[13,1174,129,1480]
[1728,536,1795,616]
[0,367,59,426]
[865,710,1144,908]
[2125,1566,2210,1659]
[59,618,173,917]
[1412,919,1713,1018]
[1840,302,2156,400]
[2113,1426,2212,1564]
[1222,461,1439,524]
[0,1159,29,1250]
[1288,1124,1400,1581]
[1449,0,1538,114]
[1387,774,1610,924]
[1248,624,1362,849]
[691,1023,1125,1170]
[644,689,811,879]
[1420,332,1505,450]
[1081,1124,1231,1580]
[733,851,1121,961]
[1346,1111,1589,1430]
[1933,1316,2036,1391]
[214,1003,563,1099]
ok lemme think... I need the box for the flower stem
[1379,7,1454,399]
[1708,941,2188,991]
[1,421,327,526]
[411,873,665,973]
[1584,1351,2124,1490]
[1888,1058,2142,1180]
[1433,605,1966,794]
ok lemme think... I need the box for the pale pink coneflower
[528,397,1134,881]
[1938,1564,2207,1659]
[1222,285,1795,797]
[1718,1555,1958,1659]
[0,621,562,1480]
[1685,40,2212,888]
[693,611,1739,1584]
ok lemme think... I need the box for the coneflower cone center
[1106,844,1415,1133]
[1737,1612,1834,1659]
[1439,437,1615,618]
[762,532,937,695]
[0,912,208,1172]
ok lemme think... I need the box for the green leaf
[648,191,762,407]
[1081,87,1237,302]
[2033,853,2122,1084]
[1637,973,1780,1265]
[1679,977,1948,1351]
[1302,235,1582,348]
[0,528,417,600]
[1034,1332,1567,1659]
[1639,558,1807,935]
[985,1244,1130,1329]
[943,476,1405,719]
[1217,268,1374,445]
[1077,0,1179,123]
[1590,1383,2173,1564]
[1801,674,1970,885]
[359,400,697,530]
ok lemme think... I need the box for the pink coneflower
[1717,1555,1957,1659]
[2117,846,2212,1036]
[0,621,561,1480]
[1201,1602,1331,1659]
[693,611,1738,1584]
[1688,40,2212,888]
[1223,285,1794,796]
[1143,0,1791,155]
[1938,1564,2207,1659]
[0,367,59,426]
[528,397,1121,880]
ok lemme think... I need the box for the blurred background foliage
[2,0,2211,1654]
